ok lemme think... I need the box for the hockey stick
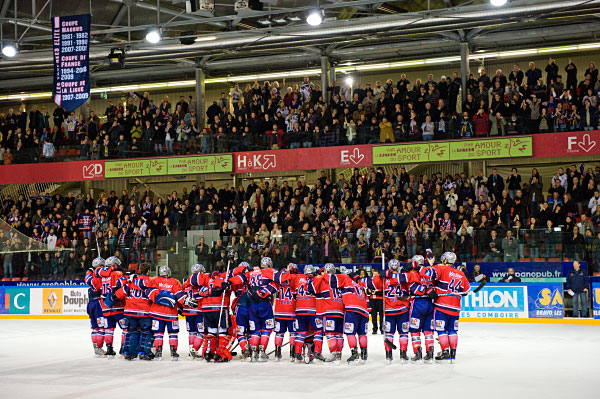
[381,254,398,350]
[403,281,487,300]
[216,260,231,337]
[267,340,289,356]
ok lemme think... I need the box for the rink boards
[1,283,599,324]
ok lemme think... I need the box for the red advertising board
[533,130,600,158]
[0,160,105,185]
[233,144,373,173]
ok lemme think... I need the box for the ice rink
[0,319,596,399]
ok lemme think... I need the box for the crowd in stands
[1,58,600,163]
[2,162,600,281]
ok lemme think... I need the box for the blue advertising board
[0,280,86,287]
[0,287,30,315]
[526,283,563,318]
[466,262,582,279]
[593,283,600,319]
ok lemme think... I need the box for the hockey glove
[128,273,138,283]
[103,294,118,308]
[183,296,198,308]
[426,287,438,299]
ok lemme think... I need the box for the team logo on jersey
[435,319,446,331]
[409,317,420,329]
[43,288,63,314]
[344,322,354,334]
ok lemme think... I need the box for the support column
[460,41,470,103]
[195,67,205,127]
[321,56,330,104]
[329,65,336,87]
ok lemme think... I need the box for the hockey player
[189,262,232,362]
[420,252,470,362]
[228,257,278,362]
[338,271,370,364]
[108,262,157,360]
[231,262,251,361]
[308,263,345,364]
[144,265,188,360]
[182,264,206,359]
[91,256,127,357]
[85,257,106,357]
[277,264,325,363]
[273,263,297,361]
[406,254,436,363]
[359,259,410,364]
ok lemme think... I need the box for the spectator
[566,261,589,317]
[498,267,522,283]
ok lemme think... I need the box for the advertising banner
[460,284,529,319]
[29,286,89,316]
[0,160,104,184]
[466,261,581,280]
[533,130,600,158]
[593,283,600,319]
[526,283,564,318]
[234,145,372,173]
[105,154,232,178]
[52,14,91,112]
[0,287,30,315]
[373,137,532,165]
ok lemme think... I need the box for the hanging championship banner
[52,14,91,113]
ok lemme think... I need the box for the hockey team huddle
[85,251,470,365]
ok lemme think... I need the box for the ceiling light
[273,17,287,24]
[194,35,217,42]
[344,77,353,86]
[306,9,323,26]
[287,16,301,22]
[490,0,508,6]
[145,27,161,44]
[257,18,272,25]
[1,42,17,58]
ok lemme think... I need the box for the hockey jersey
[145,276,184,321]
[308,274,345,318]
[182,274,203,316]
[273,279,296,320]
[420,265,470,316]
[189,272,231,312]
[228,268,279,304]
[360,274,409,315]
[338,275,370,318]
[90,266,125,315]
[278,273,316,316]
[114,274,152,317]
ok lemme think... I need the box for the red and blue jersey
[278,273,316,316]
[420,264,470,316]
[360,274,409,315]
[273,280,296,320]
[308,274,345,318]
[182,275,203,316]
[145,276,183,321]
[91,267,125,315]
[114,274,152,317]
[189,272,230,312]
[338,275,370,318]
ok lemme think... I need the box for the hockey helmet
[92,257,105,268]
[261,257,273,269]
[287,263,298,274]
[442,252,457,265]
[191,263,205,274]
[411,255,425,266]
[324,263,336,275]
[105,256,122,269]
[158,265,171,277]
[388,259,401,272]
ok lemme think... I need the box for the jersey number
[448,278,462,293]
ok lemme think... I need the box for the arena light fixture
[490,0,508,6]
[306,9,323,26]
[145,27,162,44]
[1,42,17,58]
[344,77,353,86]
[194,35,217,42]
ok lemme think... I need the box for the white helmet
[191,264,205,274]
[303,264,314,274]
[388,259,401,272]
[411,255,425,265]
[92,257,105,268]
[324,263,336,275]
[261,257,273,269]
[105,256,122,268]
[441,252,457,265]
[159,265,171,277]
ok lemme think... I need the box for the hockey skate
[346,348,360,365]
[241,346,252,362]
[435,349,451,363]
[385,350,393,365]
[274,345,282,361]
[411,348,422,363]
[312,351,325,363]
[170,345,179,361]
[450,349,457,363]
[105,344,116,358]
[257,345,268,362]
[360,347,368,364]
[250,346,259,363]
[399,350,409,364]
[326,352,341,365]
[154,346,163,361]
[424,347,434,364]
[289,346,295,363]
[188,346,196,360]
[93,344,106,358]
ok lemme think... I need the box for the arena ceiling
[0,0,600,91]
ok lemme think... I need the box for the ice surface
[0,319,597,399]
